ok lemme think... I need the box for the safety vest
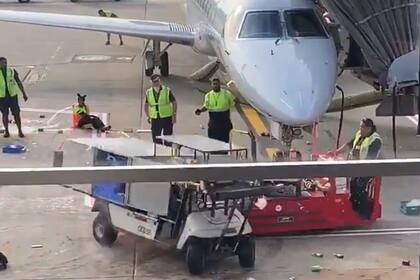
[73,104,87,116]
[0,67,18,98]
[101,10,114,17]
[352,130,382,160]
[146,86,173,119]
[205,89,234,112]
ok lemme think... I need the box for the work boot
[105,41,110,46]
[3,131,10,138]
[120,41,124,46]
[18,131,25,138]
[0,252,8,271]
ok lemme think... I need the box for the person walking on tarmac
[98,9,124,46]
[73,93,111,132]
[336,118,382,219]
[0,57,28,138]
[144,74,177,144]
[195,77,236,143]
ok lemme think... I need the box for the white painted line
[407,115,419,127]
[271,227,420,239]
[21,107,104,116]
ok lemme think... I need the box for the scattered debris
[38,128,44,132]
[306,141,312,145]
[311,265,322,272]
[289,277,296,280]
[402,260,411,266]
[31,141,37,145]
[400,200,420,215]
[39,115,46,119]
[2,144,26,154]
[312,253,323,258]
[334,253,344,259]
[57,129,64,134]
[123,128,134,133]
[31,244,43,249]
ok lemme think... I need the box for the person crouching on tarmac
[336,118,382,219]
[98,9,124,46]
[73,94,111,132]
[195,77,236,144]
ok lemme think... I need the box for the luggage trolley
[70,136,268,275]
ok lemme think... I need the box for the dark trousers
[350,177,371,219]
[78,115,105,130]
[151,117,173,145]
[208,125,231,143]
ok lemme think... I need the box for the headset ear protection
[77,93,87,100]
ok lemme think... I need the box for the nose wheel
[273,125,303,161]
[143,40,172,77]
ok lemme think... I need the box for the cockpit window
[285,9,327,38]
[239,11,282,39]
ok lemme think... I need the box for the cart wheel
[186,241,206,275]
[92,213,118,246]
[237,236,255,268]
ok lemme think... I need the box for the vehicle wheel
[186,241,206,275]
[145,68,154,77]
[160,52,169,77]
[237,236,255,268]
[92,212,118,246]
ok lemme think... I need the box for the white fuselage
[187,0,337,126]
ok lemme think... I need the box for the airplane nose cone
[232,39,337,126]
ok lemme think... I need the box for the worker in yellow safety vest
[98,9,124,46]
[0,57,28,138]
[195,77,236,143]
[336,118,382,219]
[144,74,177,144]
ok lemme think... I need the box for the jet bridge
[322,0,419,117]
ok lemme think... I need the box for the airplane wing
[0,10,195,46]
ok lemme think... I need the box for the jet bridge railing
[3,159,420,186]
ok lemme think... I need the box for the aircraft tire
[92,212,118,246]
[237,236,255,268]
[145,68,154,77]
[160,51,169,77]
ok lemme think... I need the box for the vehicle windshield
[285,9,327,38]
[239,11,282,39]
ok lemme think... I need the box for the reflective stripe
[204,89,234,112]
[0,67,18,98]
[73,105,87,115]
[146,86,173,119]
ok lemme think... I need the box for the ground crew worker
[98,9,124,45]
[73,93,111,132]
[144,74,177,144]
[195,77,235,143]
[336,118,382,219]
[0,57,28,138]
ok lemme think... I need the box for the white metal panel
[158,134,246,153]
[109,204,158,240]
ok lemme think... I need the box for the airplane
[0,0,338,135]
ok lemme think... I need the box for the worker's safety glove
[194,109,201,116]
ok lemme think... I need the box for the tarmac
[0,0,419,279]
